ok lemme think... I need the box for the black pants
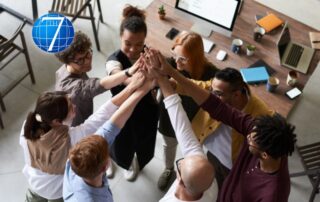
[207,151,231,190]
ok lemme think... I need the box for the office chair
[0,20,36,117]
[290,141,320,202]
[50,0,104,51]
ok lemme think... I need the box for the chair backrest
[0,19,27,51]
[50,0,92,18]
[0,20,26,62]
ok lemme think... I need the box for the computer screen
[175,0,240,34]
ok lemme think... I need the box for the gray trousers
[26,189,63,202]
[162,136,178,169]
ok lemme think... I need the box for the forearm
[111,83,136,107]
[157,76,175,98]
[95,121,121,145]
[164,94,204,157]
[100,70,128,89]
[110,89,147,129]
[169,68,210,105]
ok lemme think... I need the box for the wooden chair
[50,0,104,51]
[290,142,320,202]
[0,20,36,117]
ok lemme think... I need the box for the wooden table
[145,0,320,117]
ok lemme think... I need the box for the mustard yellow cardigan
[176,79,274,164]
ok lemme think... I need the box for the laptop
[276,22,315,74]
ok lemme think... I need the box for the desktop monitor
[175,0,241,37]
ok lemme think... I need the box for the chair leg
[88,4,100,51]
[0,111,3,129]
[0,96,5,112]
[96,0,104,23]
[309,173,320,202]
[20,32,36,84]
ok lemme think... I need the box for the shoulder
[247,94,274,116]
[107,50,127,62]
[202,62,218,79]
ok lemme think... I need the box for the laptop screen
[277,24,291,59]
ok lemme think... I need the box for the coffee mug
[231,39,243,54]
[266,76,280,92]
[253,27,265,42]
[287,70,298,86]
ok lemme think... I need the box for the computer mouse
[216,50,227,61]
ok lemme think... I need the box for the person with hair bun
[20,72,145,202]
[105,4,159,181]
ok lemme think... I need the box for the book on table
[240,66,269,84]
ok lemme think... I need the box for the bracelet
[125,69,132,77]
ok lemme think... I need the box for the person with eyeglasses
[140,56,217,201]
[157,31,218,191]
[151,51,297,202]
[174,67,273,190]
[55,31,141,127]
[20,72,146,202]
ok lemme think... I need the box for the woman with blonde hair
[157,31,219,190]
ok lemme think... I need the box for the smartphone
[285,87,302,100]
[165,28,180,40]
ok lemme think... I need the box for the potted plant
[246,44,256,56]
[158,5,166,20]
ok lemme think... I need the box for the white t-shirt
[204,124,232,169]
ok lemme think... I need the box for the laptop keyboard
[285,44,304,67]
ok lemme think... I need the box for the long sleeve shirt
[201,93,290,202]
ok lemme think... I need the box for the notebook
[256,13,283,33]
[240,66,269,84]
[249,59,276,75]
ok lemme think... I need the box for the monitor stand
[191,24,212,38]
[190,22,232,38]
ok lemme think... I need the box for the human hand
[143,47,161,69]
[128,56,143,75]
[128,71,145,92]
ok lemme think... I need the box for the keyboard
[285,44,304,67]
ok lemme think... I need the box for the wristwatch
[125,69,132,77]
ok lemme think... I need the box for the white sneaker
[124,155,139,181]
[106,160,115,179]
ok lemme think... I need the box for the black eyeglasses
[72,49,93,65]
[175,158,184,177]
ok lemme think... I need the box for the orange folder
[257,13,284,33]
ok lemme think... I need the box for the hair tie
[35,114,42,122]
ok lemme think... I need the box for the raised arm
[154,71,204,157]
[101,57,142,88]
[96,76,155,145]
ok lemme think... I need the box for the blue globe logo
[32,13,74,53]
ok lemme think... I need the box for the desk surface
[145,0,320,117]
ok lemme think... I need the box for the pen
[312,41,320,43]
